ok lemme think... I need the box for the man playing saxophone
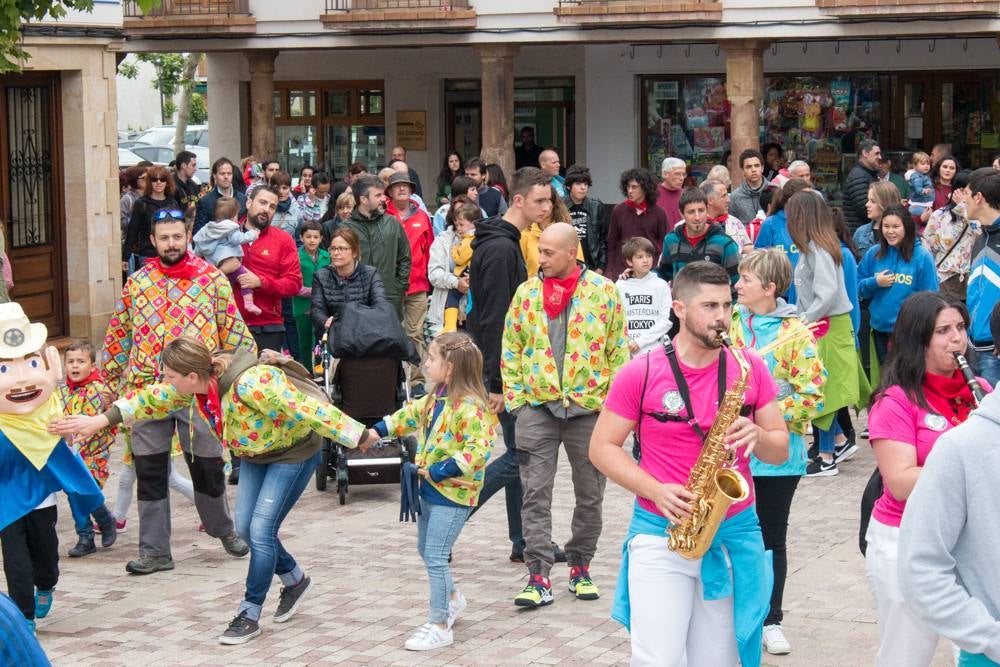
[590,261,789,667]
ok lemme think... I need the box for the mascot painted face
[0,302,61,415]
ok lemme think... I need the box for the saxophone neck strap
[661,336,726,442]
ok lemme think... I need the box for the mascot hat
[0,302,47,358]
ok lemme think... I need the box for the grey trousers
[515,406,606,577]
[131,406,234,558]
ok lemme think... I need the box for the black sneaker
[860,428,869,440]
[227,470,239,485]
[221,533,250,558]
[834,440,858,463]
[274,576,313,623]
[97,517,117,549]
[219,611,261,645]
[68,534,96,558]
[509,549,524,563]
[553,542,567,564]
[126,554,175,575]
[805,457,839,477]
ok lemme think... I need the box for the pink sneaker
[198,523,206,532]
[116,518,127,533]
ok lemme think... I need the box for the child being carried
[193,196,261,315]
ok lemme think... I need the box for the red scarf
[66,368,101,391]
[543,266,582,320]
[196,377,224,439]
[923,370,976,426]
[147,252,207,281]
[625,199,649,216]
[709,214,728,224]
[682,224,708,247]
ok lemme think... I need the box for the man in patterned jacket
[102,209,257,574]
[501,222,629,608]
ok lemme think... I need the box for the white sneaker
[763,624,791,655]
[447,589,467,629]
[404,622,454,651]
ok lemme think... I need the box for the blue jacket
[754,210,799,304]
[841,242,861,347]
[194,187,247,236]
[858,241,939,333]
[968,216,1000,345]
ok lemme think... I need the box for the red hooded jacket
[387,200,433,295]
[239,225,302,326]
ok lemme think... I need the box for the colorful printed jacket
[731,302,826,477]
[502,269,629,412]
[58,381,116,458]
[110,365,365,458]
[101,254,257,393]
[384,394,496,506]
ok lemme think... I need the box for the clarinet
[954,352,986,407]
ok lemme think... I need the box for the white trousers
[865,519,940,666]
[628,533,738,667]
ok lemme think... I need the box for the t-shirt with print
[604,343,779,519]
[868,380,990,527]
[569,202,592,266]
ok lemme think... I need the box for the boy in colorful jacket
[500,223,628,609]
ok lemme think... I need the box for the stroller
[314,334,417,505]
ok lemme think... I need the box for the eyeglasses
[153,209,185,222]
[149,176,168,183]
[329,246,353,253]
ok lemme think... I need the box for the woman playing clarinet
[865,291,991,666]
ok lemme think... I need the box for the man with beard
[589,261,787,667]
[101,209,257,574]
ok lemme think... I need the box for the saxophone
[667,333,751,560]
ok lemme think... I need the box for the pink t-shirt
[868,381,990,527]
[604,345,779,519]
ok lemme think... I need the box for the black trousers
[753,475,800,626]
[1,506,59,620]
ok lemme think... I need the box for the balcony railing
[321,0,476,30]
[816,0,999,16]
[325,0,469,7]
[123,0,250,17]
[554,0,723,24]
[123,0,255,35]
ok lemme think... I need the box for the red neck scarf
[923,369,976,426]
[147,252,205,281]
[66,369,101,391]
[682,224,708,247]
[625,199,649,216]
[709,213,728,224]
[543,266,582,320]
[196,377,224,439]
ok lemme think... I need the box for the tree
[118,51,205,151]
[172,52,202,154]
[2,1,160,72]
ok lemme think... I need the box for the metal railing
[123,0,250,17]
[325,0,470,11]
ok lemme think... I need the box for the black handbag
[329,300,418,363]
[859,467,883,556]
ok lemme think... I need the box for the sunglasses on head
[153,209,185,222]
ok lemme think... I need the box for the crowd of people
[3,136,1000,666]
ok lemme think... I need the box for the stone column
[477,44,518,180]
[721,40,769,187]
[246,50,278,159]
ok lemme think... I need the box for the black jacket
[843,163,879,230]
[310,262,387,335]
[124,196,180,260]
[194,187,247,235]
[565,195,608,271]
[466,215,527,394]
[173,174,202,211]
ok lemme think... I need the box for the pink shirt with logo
[604,345,779,519]
[868,381,990,527]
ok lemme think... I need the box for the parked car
[133,124,209,149]
[128,144,210,183]
[118,147,144,169]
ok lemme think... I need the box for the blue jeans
[817,421,842,456]
[469,409,524,553]
[69,496,113,539]
[974,351,1000,389]
[234,450,320,621]
[417,497,469,624]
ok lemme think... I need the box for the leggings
[754,475,801,626]
[113,460,195,520]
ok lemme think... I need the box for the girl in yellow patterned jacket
[372,332,496,652]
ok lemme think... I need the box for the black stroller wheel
[315,441,330,491]
[338,481,347,505]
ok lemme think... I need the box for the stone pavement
[21,425,956,666]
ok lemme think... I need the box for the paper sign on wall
[397,110,426,151]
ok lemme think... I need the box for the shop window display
[643,77,729,182]
[761,75,880,205]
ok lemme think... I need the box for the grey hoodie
[729,177,771,224]
[897,389,1000,661]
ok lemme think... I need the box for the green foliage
[1,0,160,72]
[190,92,207,125]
